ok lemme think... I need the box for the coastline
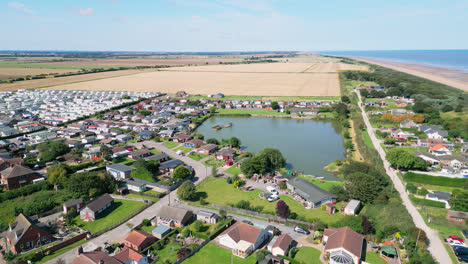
[352,57,468,91]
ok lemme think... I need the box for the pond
[196,116,345,180]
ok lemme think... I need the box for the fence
[211,204,315,228]
[131,177,191,192]
[109,194,153,203]
[37,232,87,257]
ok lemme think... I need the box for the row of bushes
[404,172,468,187]
[0,181,52,203]
[227,200,264,213]
[409,196,446,208]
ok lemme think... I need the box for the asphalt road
[355,90,450,263]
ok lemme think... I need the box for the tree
[211,166,217,177]
[279,181,287,190]
[343,131,350,139]
[271,101,280,110]
[341,96,350,103]
[361,216,374,234]
[450,190,468,211]
[386,148,429,170]
[344,172,384,203]
[209,106,216,113]
[191,220,203,232]
[276,200,290,219]
[259,148,286,171]
[206,138,219,145]
[233,179,244,188]
[121,94,130,99]
[192,132,204,140]
[329,185,349,202]
[441,105,453,112]
[256,249,270,262]
[240,156,267,177]
[100,145,112,161]
[67,171,116,198]
[65,208,76,226]
[139,110,151,116]
[344,140,354,150]
[334,216,363,233]
[172,166,191,181]
[177,181,196,200]
[47,163,68,187]
[219,209,227,219]
[360,89,369,98]
[229,136,241,148]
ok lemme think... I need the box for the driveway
[44,141,211,264]
[354,90,450,263]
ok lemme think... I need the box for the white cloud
[8,2,34,14]
[74,7,94,16]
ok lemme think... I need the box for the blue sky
[1,0,467,51]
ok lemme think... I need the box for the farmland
[0,68,79,80]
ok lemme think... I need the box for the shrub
[233,179,244,188]
[141,219,151,226]
[226,177,232,184]
[405,183,417,194]
[409,196,446,208]
[279,181,287,189]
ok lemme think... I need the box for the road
[354,90,450,263]
[44,142,211,264]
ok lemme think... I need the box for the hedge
[0,181,52,203]
[277,255,302,264]
[403,172,467,187]
[409,196,446,208]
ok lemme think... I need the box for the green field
[151,149,161,155]
[194,177,345,224]
[163,141,180,149]
[126,193,159,202]
[365,252,387,264]
[73,199,145,233]
[362,129,374,148]
[345,80,379,91]
[216,109,287,116]
[296,175,344,192]
[174,145,193,154]
[188,152,207,161]
[294,247,322,264]
[185,243,256,264]
[225,165,242,175]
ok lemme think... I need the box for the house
[286,177,336,208]
[260,254,286,264]
[159,159,185,173]
[196,211,218,224]
[413,151,440,165]
[100,138,118,145]
[126,180,147,192]
[156,206,193,228]
[323,227,364,264]
[0,157,23,171]
[344,199,361,216]
[216,147,237,164]
[390,129,414,140]
[129,149,151,160]
[426,191,451,208]
[0,165,38,190]
[364,101,375,107]
[1,214,52,254]
[218,222,270,258]
[152,224,172,239]
[63,198,84,214]
[447,210,468,224]
[71,249,122,264]
[138,131,153,140]
[106,163,136,180]
[81,136,97,144]
[429,144,452,156]
[420,125,448,139]
[439,155,467,169]
[124,230,157,251]
[289,108,319,116]
[172,134,192,143]
[400,119,419,129]
[390,109,413,116]
[184,139,204,149]
[80,194,114,221]
[197,144,218,155]
[114,247,148,264]
[144,153,169,163]
[268,234,293,257]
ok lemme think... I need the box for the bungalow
[114,247,149,264]
[71,250,121,264]
[447,210,468,224]
[1,214,52,254]
[286,177,336,208]
[124,230,157,252]
[152,224,172,239]
[364,101,375,107]
[400,119,419,129]
[390,129,414,140]
[289,108,319,116]
[129,149,152,160]
[0,165,38,190]
[106,163,136,180]
[420,125,448,140]
[99,138,118,145]
[196,211,218,224]
[216,147,237,164]
[81,136,97,145]
[138,131,153,140]
[159,159,185,173]
[439,155,467,169]
[144,153,169,163]
[158,129,174,138]
[63,198,83,214]
[197,144,218,155]
[184,139,204,149]
[426,191,451,208]
[268,234,293,257]
[390,109,413,116]
[116,134,132,142]
[80,193,114,221]
[323,227,364,264]
[156,206,193,228]
[344,199,361,216]
[126,180,147,192]
[172,134,192,143]
[218,222,270,258]
[413,151,440,165]
[429,144,452,156]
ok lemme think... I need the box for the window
[20,244,23,249]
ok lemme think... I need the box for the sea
[318,50,468,73]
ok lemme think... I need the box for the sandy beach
[353,57,468,91]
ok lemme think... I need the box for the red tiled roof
[114,247,144,262]
[125,230,155,248]
[324,227,364,259]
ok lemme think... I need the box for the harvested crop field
[44,70,340,96]
[165,62,367,73]
[0,69,146,90]
[0,68,79,80]
[47,57,243,66]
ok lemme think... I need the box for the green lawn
[296,175,344,192]
[118,158,134,165]
[73,199,145,233]
[174,146,193,154]
[140,224,155,233]
[126,193,159,202]
[365,252,387,264]
[151,149,161,155]
[216,109,287,116]
[185,243,256,264]
[203,157,225,168]
[225,165,242,175]
[154,241,183,264]
[194,177,345,225]
[143,189,164,197]
[294,247,322,264]
[36,238,87,263]
[318,112,335,118]
[163,141,180,149]
[188,152,207,161]
[362,129,374,149]
[130,170,155,182]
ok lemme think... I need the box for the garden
[163,141,181,149]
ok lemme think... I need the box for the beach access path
[354,90,451,263]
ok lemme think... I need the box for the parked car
[454,247,468,256]
[294,226,310,235]
[449,236,464,242]
[448,239,466,247]
[267,195,279,202]
[463,230,468,239]
[242,220,254,226]
[458,254,468,263]
[266,186,278,195]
